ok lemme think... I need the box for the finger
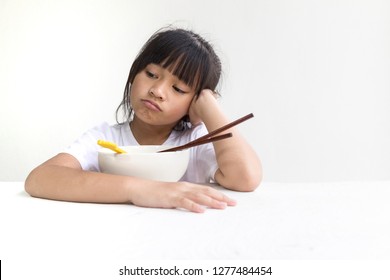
[173,185,237,212]
[199,187,237,206]
[186,191,233,210]
[215,193,237,206]
[198,194,229,209]
[177,193,226,212]
[179,197,205,213]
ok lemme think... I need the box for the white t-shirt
[63,122,219,183]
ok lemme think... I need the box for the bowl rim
[98,145,189,155]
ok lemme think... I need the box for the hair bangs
[161,49,208,94]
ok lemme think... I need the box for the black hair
[116,27,222,130]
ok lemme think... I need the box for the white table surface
[1,181,390,260]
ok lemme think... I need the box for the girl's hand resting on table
[128,181,237,213]
[25,154,238,214]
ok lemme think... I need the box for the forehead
[161,54,202,89]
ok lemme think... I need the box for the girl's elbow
[24,168,41,197]
[219,168,262,192]
[235,158,263,192]
[238,171,262,192]
[24,175,35,197]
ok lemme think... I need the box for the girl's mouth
[141,99,162,112]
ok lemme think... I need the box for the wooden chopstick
[158,133,233,153]
[158,113,254,153]
[187,113,254,144]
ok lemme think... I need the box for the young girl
[25,27,262,213]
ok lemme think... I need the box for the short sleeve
[62,122,111,172]
[179,124,219,183]
[193,141,219,183]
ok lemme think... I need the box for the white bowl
[98,145,190,182]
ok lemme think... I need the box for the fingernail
[228,199,237,206]
[219,202,227,208]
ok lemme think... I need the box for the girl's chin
[132,113,179,128]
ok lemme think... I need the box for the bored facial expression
[130,63,196,127]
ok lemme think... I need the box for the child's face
[130,63,196,127]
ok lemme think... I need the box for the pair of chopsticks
[158,113,254,153]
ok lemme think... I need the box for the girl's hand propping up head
[188,89,220,126]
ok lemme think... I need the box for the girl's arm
[189,90,263,192]
[25,153,236,213]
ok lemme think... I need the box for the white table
[1,181,390,260]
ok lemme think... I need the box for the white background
[1,0,389,182]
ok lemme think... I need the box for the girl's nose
[149,84,166,100]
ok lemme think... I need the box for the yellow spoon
[97,140,127,154]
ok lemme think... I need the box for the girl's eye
[145,70,157,79]
[173,85,186,94]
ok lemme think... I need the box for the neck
[130,116,175,145]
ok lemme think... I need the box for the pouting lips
[141,99,162,111]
